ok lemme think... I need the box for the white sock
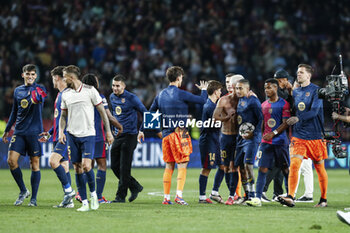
[211,190,219,196]
[176,190,182,198]
[199,195,206,200]
[164,194,170,200]
[229,195,234,199]
[82,199,89,206]
[91,191,97,198]
[64,186,72,193]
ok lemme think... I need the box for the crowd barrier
[0,138,349,169]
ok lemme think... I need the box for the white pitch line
[147,190,200,196]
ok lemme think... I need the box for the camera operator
[332,108,350,122]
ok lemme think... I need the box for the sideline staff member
[109,74,145,203]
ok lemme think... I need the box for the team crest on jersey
[298,102,306,111]
[20,99,29,108]
[210,161,215,166]
[305,92,310,97]
[237,115,242,125]
[267,118,276,128]
[121,98,125,103]
[268,108,273,114]
[116,106,122,115]
[257,150,262,159]
[54,108,59,118]
[241,101,246,107]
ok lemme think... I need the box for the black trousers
[263,166,284,195]
[110,133,142,199]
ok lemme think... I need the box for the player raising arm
[138,66,208,205]
[2,64,47,207]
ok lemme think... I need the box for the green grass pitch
[0,168,349,232]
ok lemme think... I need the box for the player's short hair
[22,64,36,73]
[298,64,313,75]
[237,79,250,87]
[113,74,126,83]
[50,66,65,78]
[229,74,244,85]
[207,80,223,95]
[225,73,235,79]
[82,73,98,89]
[166,66,184,82]
[265,78,279,86]
[63,65,81,79]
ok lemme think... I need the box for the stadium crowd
[0,0,350,132]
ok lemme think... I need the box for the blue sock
[249,179,255,198]
[228,172,235,196]
[53,165,70,189]
[85,169,96,193]
[212,169,224,191]
[224,172,230,190]
[199,174,208,196]
[229,171,239,196]
[96,170,106,199]
[76,173,87,200]
[66,171,71,185]
[256,171,267,199]
[10,167,26,192]
[283,171,289,194]
[30,171,41,200]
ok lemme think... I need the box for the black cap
[274,69,291,79]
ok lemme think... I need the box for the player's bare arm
[213,97,233,122]
[58,109,67,144]
[38,132,51,142]
[96,104,114,145]
[106,108,123,137]
[2,132,9,144]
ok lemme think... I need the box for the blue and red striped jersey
[261,97,290,145]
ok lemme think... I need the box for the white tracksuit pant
[294,158,313,198]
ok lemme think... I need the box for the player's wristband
[273,130,278,135]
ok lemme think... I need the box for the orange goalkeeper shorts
[289,137,328,162]
[162,128,192,163]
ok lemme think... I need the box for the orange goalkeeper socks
[314,162,328,199]
[163,168,174,196]
[176,168,187,197]
[288,157,302,198]
[236,170,242,197]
